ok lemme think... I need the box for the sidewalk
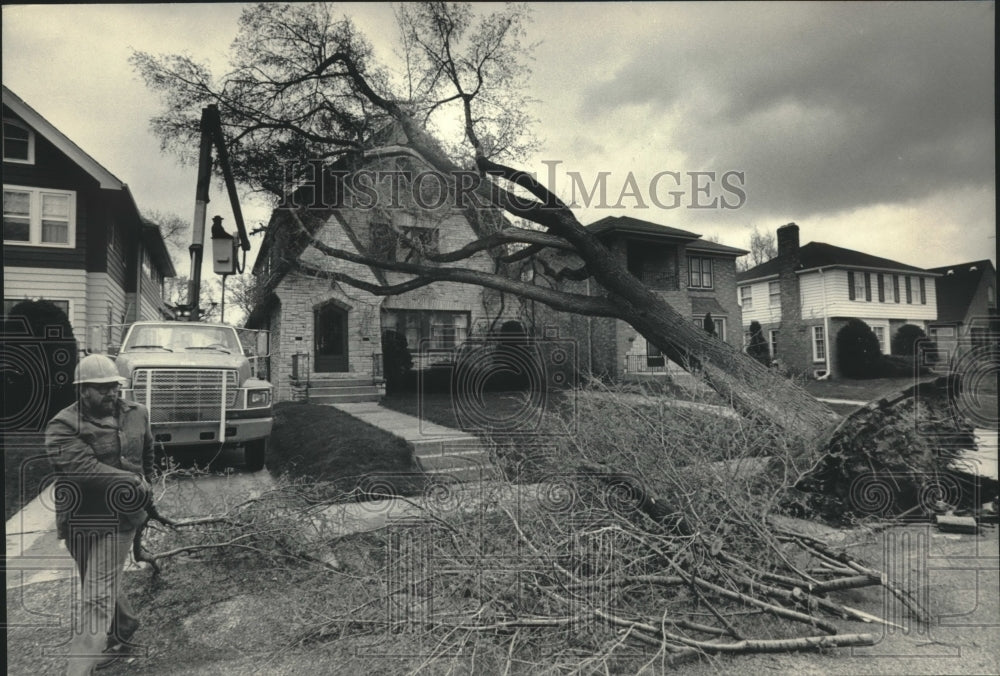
[328,402,492,479]
[5,470,277,591]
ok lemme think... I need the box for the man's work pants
[65,528,138,676]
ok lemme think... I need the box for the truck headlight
[247,389,271,407]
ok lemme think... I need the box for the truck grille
[132,369,239,423]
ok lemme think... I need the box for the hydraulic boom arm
[185,105,250,320]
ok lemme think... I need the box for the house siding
[803,269,937,321]
[3,106,96,270]
[739,277,782,326]
[4,266,88,340]
[84,273,128,350]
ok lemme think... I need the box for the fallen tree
[127,4,987,666]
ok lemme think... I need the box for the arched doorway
[314,301,349,372]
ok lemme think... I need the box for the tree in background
[836,318,882,379]
[891,323,929,356]
[144,210,221,322]
[737,225,777,272]
[746,320,771,366]
[702,312,716,336]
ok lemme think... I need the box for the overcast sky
[3,2,995,284]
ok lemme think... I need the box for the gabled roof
[737,241,930,283]
[927,259,996,323]
[2,85,125,190]
[686,239,749,257]
[586,216,702,241]
[586,216,747,256]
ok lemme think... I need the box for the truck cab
[115,321,273,470]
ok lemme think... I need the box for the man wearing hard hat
[45,354,155,675]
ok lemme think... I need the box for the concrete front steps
[411,438,493,483]
[305,376,383,404]
[329,402,492,482]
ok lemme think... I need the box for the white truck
[114,320,273,470]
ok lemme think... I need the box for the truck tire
[244,438,267,472]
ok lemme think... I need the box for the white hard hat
[74,354,126,385]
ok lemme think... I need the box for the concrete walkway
[328,402,492,480]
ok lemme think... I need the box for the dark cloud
[581,3,994,217]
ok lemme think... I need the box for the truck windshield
[122,325,241,354]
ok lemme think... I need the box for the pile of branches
[133,386,935,669]
[794,376,992,522]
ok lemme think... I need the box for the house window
[919,277,926,304]
[694,315,725,339]
[812,326,826,362]
[713,317,726,341]
[142,250,153,279]
[881,274,896,303]
[688,257,713,288]
[400,226,440,263]
[848,271,865,301]
[3,186,75,247]
[384,310,469,352]
[4,297,70,318]
[769,329,778,359]
[988,285,996,307]
[872,326,887,354]
[3,119,34,164]
[905,276,912,304]
[740,286,752,310]
[768,281,780,307]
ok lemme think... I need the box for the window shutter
[877,274,885,302]
[864,273,872,301]
[848,271,856,300]
[919,277,926,304]
[893,275,900,303]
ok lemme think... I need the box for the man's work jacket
[45,398,155,539]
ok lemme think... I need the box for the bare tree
[132,2,837,443]
[738,225,777,272]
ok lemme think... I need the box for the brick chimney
[777,222,800,262]
[776,223,806,373]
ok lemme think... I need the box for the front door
[314,303,348,372]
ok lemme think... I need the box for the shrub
[2,299,77,430]
[380,329,412,395]
[836,318,882,379]
[702,312,716,336]
[891,323,928,357]
[746,321,770,366]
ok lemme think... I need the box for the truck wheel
[244,438,267,472]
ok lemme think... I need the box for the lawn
[381,388,575,436]
[268,401,426,496]
[801,375,938,402]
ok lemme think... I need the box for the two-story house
[534,216,747,379]
[927,259,997,356]
[3,85,175,350]
[736,223,938,378]
[245,140,527,403]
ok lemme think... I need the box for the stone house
[534,216,747,380]
[736,223,939,379]
[245,144,527,403]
